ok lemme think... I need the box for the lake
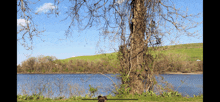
[17,73,203,99]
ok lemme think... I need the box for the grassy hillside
[60,52,118,63]
[60,43,203,63]
[17,43,203,74]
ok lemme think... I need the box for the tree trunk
[129,0,147,95]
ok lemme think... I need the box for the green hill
[60,43,203,63]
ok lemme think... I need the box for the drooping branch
[17,0,46,50]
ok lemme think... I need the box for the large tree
[17,0,202,95]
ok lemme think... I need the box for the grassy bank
[17,94,203,102]
[17,43,203,74]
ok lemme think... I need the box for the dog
[98,95,107,102]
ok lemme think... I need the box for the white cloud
[17,19,30,27]
[17,19,30,31]
[72,56,75,57]
[35,3,56,14]
[116,0,125,4]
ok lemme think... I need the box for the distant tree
[45,56,58,62]
[21,57,37,72]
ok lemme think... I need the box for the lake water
[17,74,203,99]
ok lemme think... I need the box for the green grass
[155,43,203,61]
[60,43,203,63]
[17,94,203,102]
[60,52,119,64]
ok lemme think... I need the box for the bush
[88,84,98,98]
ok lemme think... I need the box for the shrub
[88,84,98,98]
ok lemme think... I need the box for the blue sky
[17,0,203,65]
